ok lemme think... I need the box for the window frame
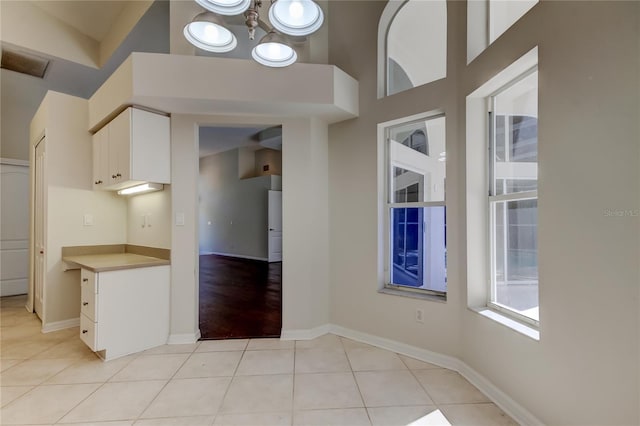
[486,66,539,328]
[381,113,447,299]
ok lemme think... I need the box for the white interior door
[268,190,283,263]
[0,161,30,296]
[34,138,46,319]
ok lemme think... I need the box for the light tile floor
[0,295,518,425]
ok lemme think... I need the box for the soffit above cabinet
[88,53,359,132]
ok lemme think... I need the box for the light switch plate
[83,214,93,226]
[175,212,185,226]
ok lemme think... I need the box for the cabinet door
[130,109,171,184]
[108,109,131,186]
[92,127,109,190]
[80,313,99,351]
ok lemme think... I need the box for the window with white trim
[383,115,447,297]
[488,68,539,324]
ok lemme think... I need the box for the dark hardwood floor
[199,254,282,340]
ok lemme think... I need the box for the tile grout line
[1,324,113,424]
[340,337,373,426]
[50,351,152,425]
[129,347,201,424]
[21,357,111,424]
[403,355,441,410]
[210,337,250,425]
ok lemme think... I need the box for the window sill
[378,287,446,303]
[471,307,540,341]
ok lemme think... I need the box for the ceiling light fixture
[183,12,238,53]
[185,0,324,67]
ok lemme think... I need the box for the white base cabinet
[79,265,170,361]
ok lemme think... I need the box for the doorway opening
[197,125,283,339]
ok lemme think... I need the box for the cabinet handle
[116,173,122,177]
[112,174,117,179]
[82,278,88,282]
[82,330,88,334]
[83,302,88,306]
[94,180,103,185]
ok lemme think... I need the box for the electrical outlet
[415,308,424,323]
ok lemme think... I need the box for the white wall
[199,149,275,260]
[127,186,172,249]
[328,1,639,425]
[30,92,127,326]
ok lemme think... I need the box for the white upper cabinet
[92,107,170,191]
[92,126,109,190]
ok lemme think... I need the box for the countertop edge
[63,254,170,273]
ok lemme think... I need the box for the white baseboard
[167,329,201,345]
[328,324,543,426]
[280,324,331,340]
[41,317,80,333]
[329,324,460,371]
[457,361,544,426]
[200,251,268,262]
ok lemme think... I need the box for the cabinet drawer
[81,269,98,293]
[80,280,98,321]
[80,314,99,351]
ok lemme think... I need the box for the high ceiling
[1,0,169,99]
[31,1,130,42]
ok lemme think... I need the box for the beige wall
[254,148,282,177]
[127,186,172,249]
[328,1,639,425]
[199,149,275,260]
[170,114,330,340]
[328,0,462,356]
[1,69,49,161]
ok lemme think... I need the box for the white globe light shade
[194,0,251,15]
[268,0,324,36]
[183,12,237,53]
[251,32,297,67]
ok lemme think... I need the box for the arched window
[378,0,447,98]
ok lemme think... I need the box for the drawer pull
[83,302,88,306]
[82,278,88,282]
[82,330,88,334]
